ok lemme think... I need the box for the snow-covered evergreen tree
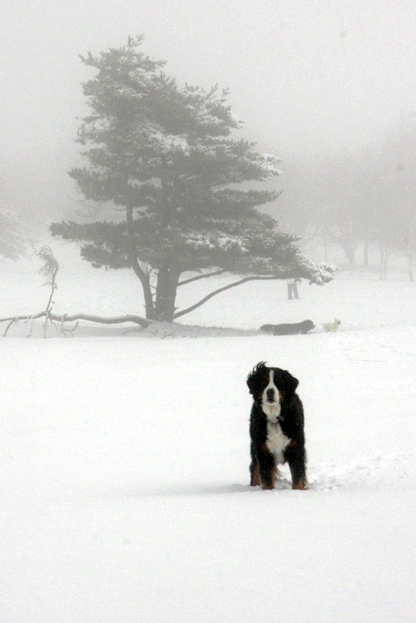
[51,36,334,321]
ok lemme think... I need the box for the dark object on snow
[247,362,307,490]
[260,320,315,335]
[287,280,299,300]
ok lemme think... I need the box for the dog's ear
[247,361,267,395]
[282,370,299,396]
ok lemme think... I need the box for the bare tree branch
[53,313,150,327]
[173,275,286,320]
[0,312,150,336]
[37,246,60,337]
[178,270,226,286]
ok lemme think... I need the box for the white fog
[1,2,416,622]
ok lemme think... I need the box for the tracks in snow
[308,452,413,492]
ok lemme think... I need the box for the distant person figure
[287,280,299,300]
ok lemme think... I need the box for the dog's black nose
[266,388,275,402]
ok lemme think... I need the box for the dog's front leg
[257,445,276,490]
[249,460,261,486]
[249,442,261,486]
[288,455,308,490]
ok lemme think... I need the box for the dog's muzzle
[266,388,276,403]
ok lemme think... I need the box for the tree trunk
[125,204,156,319]
[380,247,388,280]
[323,235,329,263]
[155,263,181,322]
[408,255,414,282]
[363,241,369,267]
[125,201,182,321]
[344,245,355,265]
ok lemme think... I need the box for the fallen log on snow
[0,311,151,337]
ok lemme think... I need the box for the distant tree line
[276,122,416,281]
[0,202,31,261]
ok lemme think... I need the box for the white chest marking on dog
[266,423,290,464]
[262,371,290,463]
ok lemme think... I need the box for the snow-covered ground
[1,241,416,622]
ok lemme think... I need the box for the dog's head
[300,320,315,333]
[247,362,299,419]
[324,318,341,332]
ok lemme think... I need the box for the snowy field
[1,242,416,622]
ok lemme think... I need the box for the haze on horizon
[2,0,416,222]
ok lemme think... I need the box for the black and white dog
[247,362,307,490]
[260,320,315,335]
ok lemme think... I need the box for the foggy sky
[2,0,416,219]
